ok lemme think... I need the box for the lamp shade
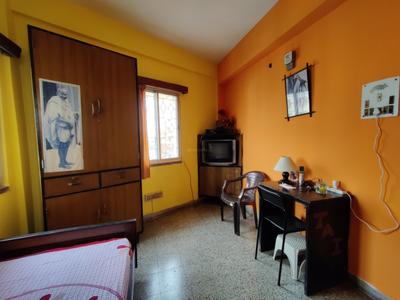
[274,156,297,172]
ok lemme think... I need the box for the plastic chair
[220,171,266,236]
[255,186,306,286]
[273,233,306,280]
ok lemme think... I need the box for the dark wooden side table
[259,182,350,296]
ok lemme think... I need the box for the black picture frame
[284,64,313,121]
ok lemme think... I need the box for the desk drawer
[44,174,100,197]
[101,168,140,187]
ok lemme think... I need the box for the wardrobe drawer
[44,174,100,197]
[101,168,140,187]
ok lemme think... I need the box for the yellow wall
[1,0,217,234]
[218,0,400,298]
[0,0,29,237]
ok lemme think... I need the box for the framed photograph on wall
[39,79,84,173]
[284,65,312,120]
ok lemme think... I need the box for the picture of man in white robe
[41,80,83,172]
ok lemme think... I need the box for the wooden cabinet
[92,47,140,170]
[46,190,101,230]
[101,168,140,187]
[30,28,101,175]
[101,183,141,226]
[44,174,99,197]
[199,166,242,197]
[46,182,142,231]
[30,27,143,232]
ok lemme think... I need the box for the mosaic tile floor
[134,201,369,300]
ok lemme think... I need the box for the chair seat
[265,215,306,233]
[240,196,255,204]
[221,193,239,206]
[221,194,253,207]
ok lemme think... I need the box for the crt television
[201,139,236,166]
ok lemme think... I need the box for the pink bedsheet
[0,238,132,300]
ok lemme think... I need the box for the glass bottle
[298,166,305,187]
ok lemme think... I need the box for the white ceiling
[73,0,278,62]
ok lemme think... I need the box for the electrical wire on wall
[183,160,195,202]
[347,118,399,234]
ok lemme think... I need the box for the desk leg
[304,197,350,295]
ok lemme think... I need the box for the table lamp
[274,156,297,184]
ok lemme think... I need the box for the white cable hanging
[347,118,399,234]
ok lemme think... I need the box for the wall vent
[144,191,163,201]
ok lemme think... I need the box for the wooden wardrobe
[29,27,143,232]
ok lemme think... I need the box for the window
[145,89,180,164]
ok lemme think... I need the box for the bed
[0,219,137,300]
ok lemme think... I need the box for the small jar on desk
[314,180,327,194]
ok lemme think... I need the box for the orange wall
[218,0,346,84]
[218,0,400,298]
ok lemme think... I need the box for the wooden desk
[259,182,350,296]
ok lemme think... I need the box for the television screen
[202,140,236,165]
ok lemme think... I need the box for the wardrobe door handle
[67,176,81,186]
[91,103,96,116]
[96,98,102,114]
